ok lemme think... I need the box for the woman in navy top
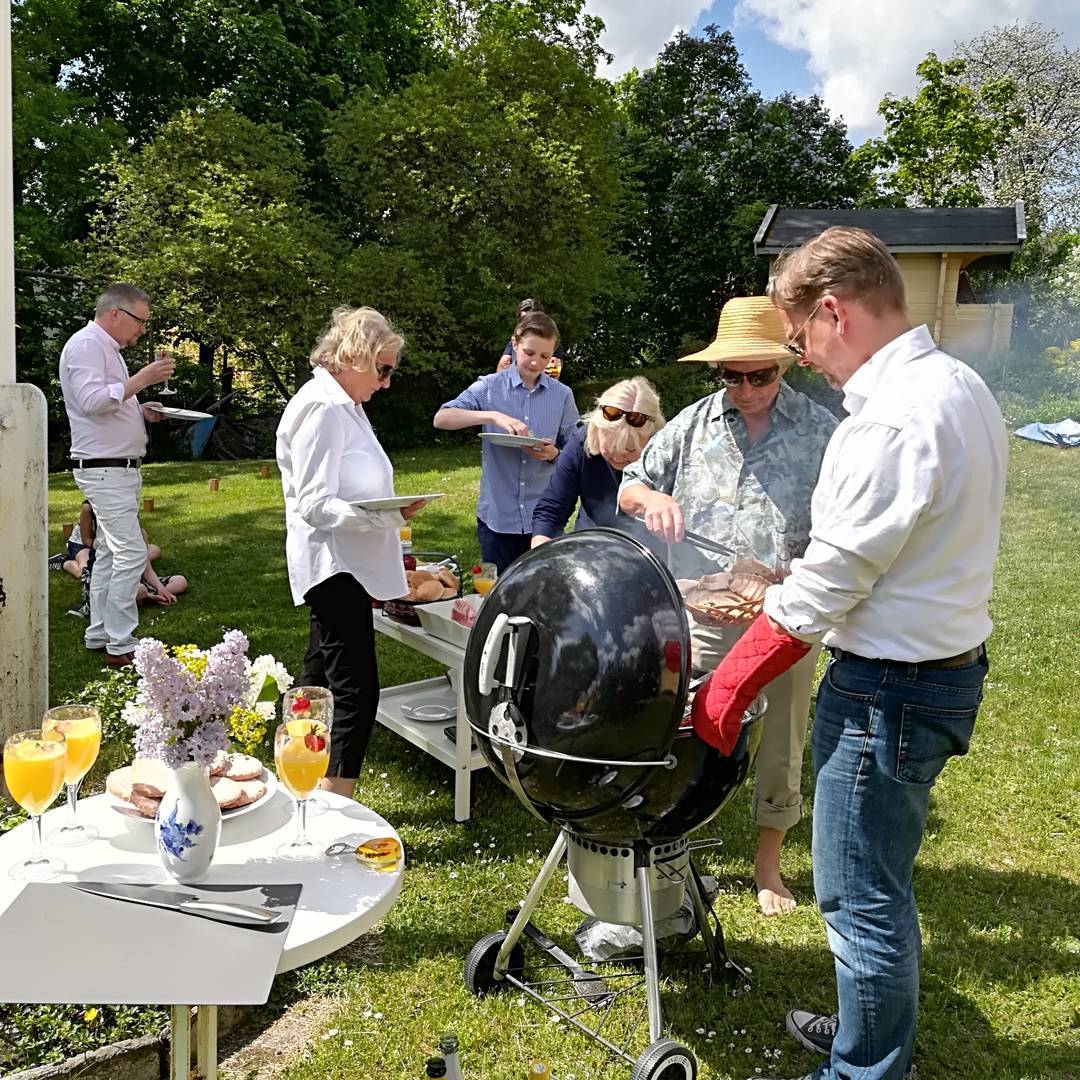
[531,377,665,546]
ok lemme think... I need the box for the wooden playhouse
[754,204,1026,360]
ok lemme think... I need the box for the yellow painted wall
[897,254,1013,359]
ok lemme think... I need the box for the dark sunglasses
[375,362,396,380]
[718,365,780,388]
[600,404,652,428]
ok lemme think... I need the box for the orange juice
[276,721,329,798]
[473,576,495,596]
[4,737,66,815]
[43,714,101,784]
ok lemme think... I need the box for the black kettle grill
[461,531,764,1080]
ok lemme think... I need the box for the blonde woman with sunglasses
[531,377,665,547]
[619,295,839,916]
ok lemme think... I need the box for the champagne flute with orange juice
[42,705,102,846]
[275,690,332,859]
[472,562,497,597]
[3,729,68,881]
[284,686,334,816]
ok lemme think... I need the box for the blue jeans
[811,651,988,1080]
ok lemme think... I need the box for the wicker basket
[382,551,462,627]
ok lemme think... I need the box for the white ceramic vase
[155,762,221,884]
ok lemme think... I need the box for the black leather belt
[828,644,986,670]
[73,458,142,469]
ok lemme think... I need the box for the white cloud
[584,0,716,78]
[735,0,1080,135]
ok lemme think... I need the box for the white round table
[0,789,403,1078]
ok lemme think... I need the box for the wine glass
[284,687,334,815]
[274,714,331,860]
[41,705,102,846]
[472,561,497,597]
[3,728,68,881]
[156,348,177,396]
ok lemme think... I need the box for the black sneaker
[786,1010,837,1055]
[66,599,90,620]
[48,551,68,572]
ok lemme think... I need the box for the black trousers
[301,573,380,778]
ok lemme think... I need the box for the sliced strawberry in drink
[291,695,311,713]
[304,729,326,753]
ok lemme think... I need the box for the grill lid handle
[477,612,533,696]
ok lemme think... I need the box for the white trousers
[73,467,145,656]
[691,621,820,834]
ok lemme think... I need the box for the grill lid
[463,530,691,826]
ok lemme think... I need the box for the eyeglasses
[600,405,652,428]
[118,307,149,327]
[375,362,396,380]
[783,300,822,358]
[718,366,780,388]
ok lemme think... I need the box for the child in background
[436,310,579,572]
[495,299,567,378]
[48,500,96,618]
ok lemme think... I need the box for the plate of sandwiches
[106,751,277,824]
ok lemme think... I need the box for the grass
[19,440,1080,1078]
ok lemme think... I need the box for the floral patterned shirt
[620,381,839,580]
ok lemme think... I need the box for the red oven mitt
[691,613,812,755]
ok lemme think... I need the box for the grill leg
[687,857,751,984]
[636,863,663,1044]
[496,830,568,976]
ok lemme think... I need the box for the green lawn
[31,441,1080,1079]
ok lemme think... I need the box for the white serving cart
[371,597,488,822]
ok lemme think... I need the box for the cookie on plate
[210,775,244,809]
[224,753,263,782]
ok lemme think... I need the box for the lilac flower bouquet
[124,629,250,768]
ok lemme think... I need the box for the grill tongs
[630,514,737,561]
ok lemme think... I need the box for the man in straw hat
[692,228,1007,1080]
[619,295,838,915]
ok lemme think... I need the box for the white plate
[479,432,548,448]
[111,770,278,824]
[351,493,445,511]
[400,697,458,723]
[146,406,214,421]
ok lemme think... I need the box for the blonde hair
[768,226,906,316]
[310,306,404,375]
[584,377,665,457]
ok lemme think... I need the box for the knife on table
[69,882,281,926]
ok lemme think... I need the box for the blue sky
[689,1,815,100]
[585,0,1080,138]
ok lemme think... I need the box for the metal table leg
[169,1005,190,1080]
[453,672,472,822]
[195,1004,219,1079]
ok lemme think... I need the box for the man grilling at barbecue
[693,228,1006,1080]
[619,295,838,917]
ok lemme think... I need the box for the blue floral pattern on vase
[157,803,204,861]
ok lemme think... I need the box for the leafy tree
[854,53,1021,209]
[326,18,626,441]
[86,105,341,402]
[954,23,1080,231]
[614,26,870,362]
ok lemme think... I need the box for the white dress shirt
[59,321,147,459]
[276,366,408,605]
[764,325,1008,662]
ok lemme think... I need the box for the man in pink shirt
[58,283,175,665]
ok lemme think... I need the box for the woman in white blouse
[276,306,426,796]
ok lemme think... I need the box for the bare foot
[755,868,797,916]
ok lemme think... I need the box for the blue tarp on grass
[1014,419,1080,448]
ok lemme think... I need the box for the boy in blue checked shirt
[435,311,579,572]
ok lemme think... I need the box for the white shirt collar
[311,364,356,406]
[842,325,937,416]
[86,320,123,356]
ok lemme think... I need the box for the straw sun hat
[678,296,791,364]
